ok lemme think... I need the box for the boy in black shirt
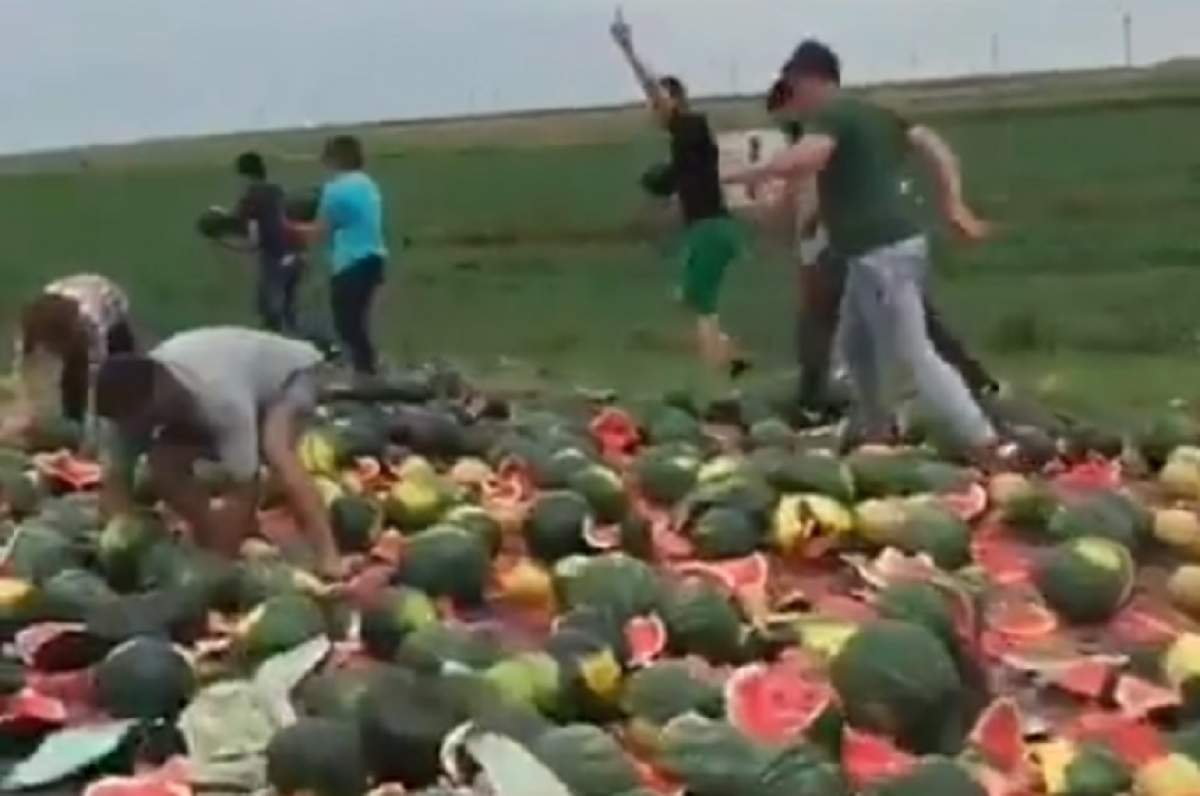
[234,152,305,333]
[610,12,747,381]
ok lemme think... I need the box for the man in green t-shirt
[609,10,748,383]
[726,41,995,452]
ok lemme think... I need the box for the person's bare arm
[723,134,837,187]
[908,125,990,241]
[98,421,142,519]
[609,11,672,126]
[291,219,329,248]
[792,175,821,237]
[262,402,341,578]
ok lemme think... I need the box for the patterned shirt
[42,274,131,368]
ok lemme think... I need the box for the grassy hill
[1,65,1199,419]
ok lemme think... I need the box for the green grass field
[2,68,1200,421]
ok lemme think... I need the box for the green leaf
[3,720,136,789]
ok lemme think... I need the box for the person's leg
[868,238,995,448]
[797,250,848,412]
[330,260,381,375]
[681,219,739,371]
[356,259,383,375]
[146,443,220,549]
[922,298,998,396]
[256,259,285,332]
[261,371,340,577]
[836,259,891,442]
[329,267,366,372]
[280,255,305,333]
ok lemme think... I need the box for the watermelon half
[1113,675,1181,720]
[939,482,989,522]
[674,553,770,619]
[841,727,918,790]
[968,698,1025,773]
[624,614,667,668]
[724,660,835,745]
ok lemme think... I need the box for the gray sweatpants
[837,236,994,446]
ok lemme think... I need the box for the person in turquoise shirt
[312,135,388,374]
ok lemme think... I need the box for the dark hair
[766,78,792,112]
[322,135,364,170]
[783,39,841,84]
[235,151,267,179]
[95,355,159,420]
[658,76,687,103]
[21,294,85,360]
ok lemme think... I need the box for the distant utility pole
[990,33,1000,72]
[1122,12,1133,67]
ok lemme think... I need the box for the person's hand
[722,167,761,187]
[945,201,991,242]
[610,7,633,50]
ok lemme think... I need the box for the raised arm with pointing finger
[609,9,673,127]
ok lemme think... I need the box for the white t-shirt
[150,328,322,480]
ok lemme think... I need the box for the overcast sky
[1,0,1196,154]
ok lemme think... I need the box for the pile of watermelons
[7,370,1200,795]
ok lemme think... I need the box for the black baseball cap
[781,40,841,84]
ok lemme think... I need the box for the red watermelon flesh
[32,452,103,491]
[841,728,918,790]
[625,752,682,796]
[24,669,99,723]
[971,528,1037,586]
[625,614,667,668]
[1068,711,1167,768]
[633,498,694,561]
[940,482,989,522]
[725,661,835,745]
[847,548,941,591]
[674,553,769,618]
[485,458,537,506]
[986,597,1058,644]
[968,698,1026,773]
[1108,598,1182,646]
[1051,459,1122,494]
[0,688,68,735]
[1114,675,1181,719]
[83,758,192,796]
[590,407,641,459]
[1045,658,1114,700]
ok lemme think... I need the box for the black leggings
[330,256,384,375]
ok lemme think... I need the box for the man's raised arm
[609,10,671,125]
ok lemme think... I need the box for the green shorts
[679,217,742,315]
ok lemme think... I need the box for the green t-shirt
[808,96,920,257]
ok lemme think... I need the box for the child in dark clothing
[233,151,306,333]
